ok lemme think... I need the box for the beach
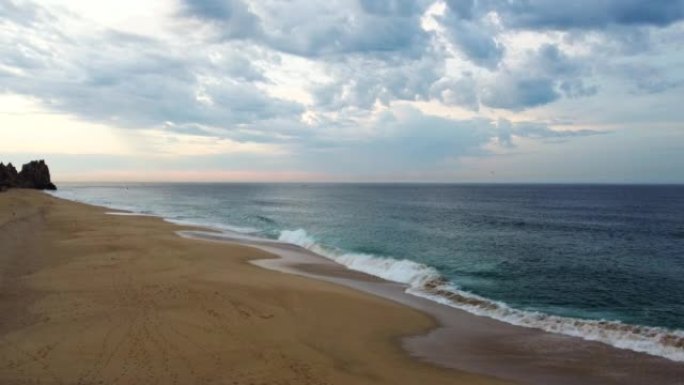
[0,189,510,385]
[3,189,684,385]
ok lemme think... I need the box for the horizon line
[53,180,684,186]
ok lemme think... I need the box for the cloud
[0,0,53,27]
[5,0,679,126]
[177,0,444,117]
[312,52,444,110]
[340,106,491,169]
[495,119,606,147]
[180,0,432,58]
[438,0,684,70]
[430,72,479,110]
[616,63,684,94]
[293,106,605,175]
[442,0,684,30]
[482,77,559,110]
[493,0,684,30]
[481,44,597,110]
[1,0,682,182]
[439,3,504,69]
[0,4,303,132]
[180,0,262,39]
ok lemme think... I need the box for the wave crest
[278,228,684,362]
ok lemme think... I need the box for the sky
[1,0,683,183]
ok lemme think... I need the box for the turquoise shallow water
[53,183,684,360]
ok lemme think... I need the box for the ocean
[52,183,684,361]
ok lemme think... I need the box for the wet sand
[183,231,684,385]
[0,190,510,385]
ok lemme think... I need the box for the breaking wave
[278,228,684,362]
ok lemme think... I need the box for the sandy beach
[0,189,512,385]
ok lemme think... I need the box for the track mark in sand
[99,281,205,384]
[231,301,253,319]
[226,298,275,321]
[75,314,133,384]
[0,337,66,385]
[146,309,187,385]
[75,266,151,385]
[223,354,333,385]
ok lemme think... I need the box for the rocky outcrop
[0,162,20,189]
[0,160,56,190]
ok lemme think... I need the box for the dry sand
[0,190,514,385]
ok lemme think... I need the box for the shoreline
[0,189,513,385]
[180,229,684,385]
[57,192,684,383]
[47,192,684,383]
[49,185,684,363]
[2,190,682,384]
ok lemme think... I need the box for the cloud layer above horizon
[1,0,683,182]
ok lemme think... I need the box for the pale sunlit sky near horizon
[1,0,684,183]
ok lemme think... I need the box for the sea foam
[278,228,684,362]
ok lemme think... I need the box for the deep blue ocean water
[53,183,684,359]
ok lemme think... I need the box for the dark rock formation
[0,160,56,190]
[0,162,19,188]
